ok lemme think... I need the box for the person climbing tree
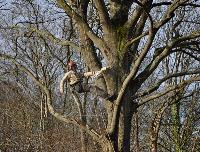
[59,60,116,100]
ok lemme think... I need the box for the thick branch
[29,28,81,51]
[131,34,155,76]
[125,6,143,31]
[56,0,106,53]
[125,0,154,46]
[124,32,148,50]
[109,0,134,26]
[94,0,111,34]
[122,12,149,67]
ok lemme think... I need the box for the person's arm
[83,67,108,77]
[59,72,70,94]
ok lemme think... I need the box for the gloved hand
[94,71,101,77]
[101,67,108,71]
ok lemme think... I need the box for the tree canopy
[0,0,200,151]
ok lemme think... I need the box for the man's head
[67,60,77,71]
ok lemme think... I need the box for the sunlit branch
[56,0,106,53]
[29,28,81,51]
[94,0,111,34]
[124,31,148,50]
[125,0,154,47]
[125,6,143,30]
[134,0,154,29]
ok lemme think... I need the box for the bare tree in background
[0,0,200,151]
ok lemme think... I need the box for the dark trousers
[71,82,108,99]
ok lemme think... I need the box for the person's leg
[74,82,84,93]
[82,84,117,101]
[81,83,90,92]
[94,86,117,101]
[81,84,107,98]
[92,85,109,99]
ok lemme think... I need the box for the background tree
[0,0,200,152]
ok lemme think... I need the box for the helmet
[67,60,77,70]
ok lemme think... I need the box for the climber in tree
[60,60,116,100]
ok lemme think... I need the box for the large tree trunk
[121,100,134,152]
[104,86,137,152]
[119,89,137,152]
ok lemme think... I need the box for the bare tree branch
[108,30,156,134]
[181,50,200,61]
[152,2,200,8]
[0,53,106,144]
[154,0,190,29]
[56,0,107,55]
[94,0,111,34]
[139,76,200,106]
[173,30,200,45]
[131,29,200,95]
[29,28,81,51]
[135,70,200,100]
[124,31,148,51]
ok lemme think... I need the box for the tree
[0,0,200,151]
